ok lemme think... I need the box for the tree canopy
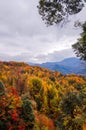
[0,61,86,129]
[38,0,84,25]
[72,22,86,60]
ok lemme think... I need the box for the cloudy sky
[0,0,86,63]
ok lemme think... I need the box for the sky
[0,0,86,63]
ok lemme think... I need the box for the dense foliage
[38,0,84,25]
[0,61,86,130]
[72,22,86,60]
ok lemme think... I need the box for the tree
[29,77,43,111]
[21,95,35,129]
[38,0,84,25]
[72,22,86,60]
[0,81,5,96]
[0,81,8,130]
[57,90,86,130]
[38,1,86,60]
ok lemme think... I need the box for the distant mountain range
[28,57,86,75]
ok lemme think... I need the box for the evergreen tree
[57,90,86,130]
[21,95,35,130]
[72,22,86,60]
[0,81,5,96]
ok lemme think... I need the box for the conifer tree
[72,22,86,60]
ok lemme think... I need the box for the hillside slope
[0,61,86,130]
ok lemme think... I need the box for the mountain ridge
[32,57,86,74]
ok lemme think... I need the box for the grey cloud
[35,48,76,63]
[0,0,86,62]
[0,48,76,63]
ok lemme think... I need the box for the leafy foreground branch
[38,0,84,25]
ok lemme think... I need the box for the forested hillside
[0,61,86,130]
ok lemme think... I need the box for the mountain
[36,57,86,74]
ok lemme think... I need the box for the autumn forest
[0,61,86,130]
